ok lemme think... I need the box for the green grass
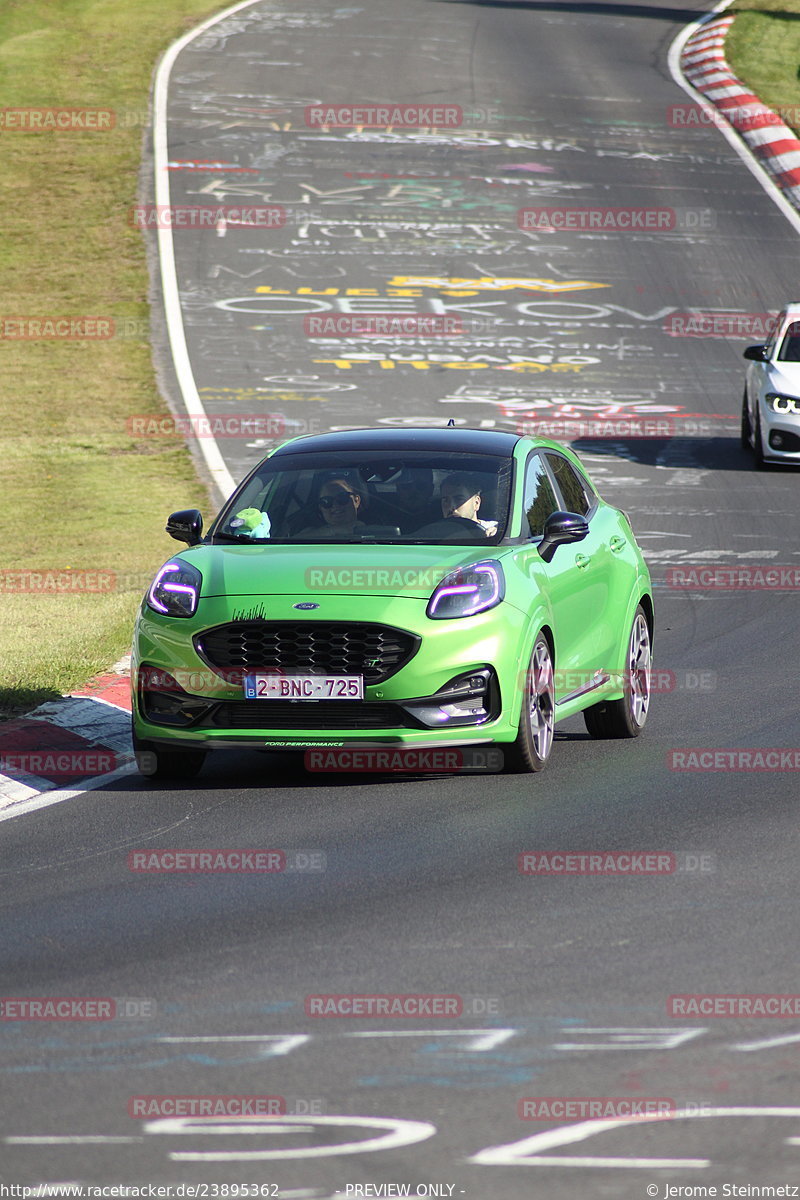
[726,1,800,136]
[0,0,228,719]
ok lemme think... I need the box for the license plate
[244,674,364,700]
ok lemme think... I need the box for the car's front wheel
[504,632,555,772]
[753,406,768,469]
[740,389,752,450]
[132,725,206,781]
[584,605,651,739]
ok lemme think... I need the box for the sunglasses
[319,493,356,509]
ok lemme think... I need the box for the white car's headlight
[147,560,202,618]
[766,392,800,414]
[427,561,504,620]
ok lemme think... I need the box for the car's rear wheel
[132,725,206,781]
[504,633,555,772]
[740,389,752,450]
[584,605,651,739]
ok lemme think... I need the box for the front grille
[202,701,414,730]
[195,621,419,685]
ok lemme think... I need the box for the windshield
[210,450,514,545]
[777,320,800,362]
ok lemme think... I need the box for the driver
[298,475,366,538]
[440,473,498,537]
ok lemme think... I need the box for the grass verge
[0,0,229,720]
[726,1,800,137]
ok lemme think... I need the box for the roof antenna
[447,418,455,427]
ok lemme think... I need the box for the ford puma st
[131,428,654,779]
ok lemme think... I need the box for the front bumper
[132,593,524,749]
[760,398,800,459]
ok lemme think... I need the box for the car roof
[271,427,523,457]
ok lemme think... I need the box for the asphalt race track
[2,0,800,1195]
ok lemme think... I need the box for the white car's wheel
[753,407,768,469]
[740,389,752,450]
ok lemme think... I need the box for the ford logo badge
[293,602,319,610]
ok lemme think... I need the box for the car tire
[740,389,752,450]
[753,407,768,470]
[583,605,651,739]
[504,632,555,772]
[132,725,206,780]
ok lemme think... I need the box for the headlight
[766,392,800,414]
[426,560,504,620]
[146,560,202,618]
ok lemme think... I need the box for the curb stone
[680,15,800,208]
[0,655,133,813]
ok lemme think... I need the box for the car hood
[181,542,496,600]
[766,363,800,394]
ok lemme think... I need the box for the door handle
[575,553,591,570]
[610,535,626,553]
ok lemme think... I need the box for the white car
[742,303,800,466]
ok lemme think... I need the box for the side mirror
[166,509,203,546]
[538,510,589,563]
[743,344,768,361]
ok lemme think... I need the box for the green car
[132,427,653,779]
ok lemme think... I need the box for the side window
[522,454,559,537]
[545,454,592,517]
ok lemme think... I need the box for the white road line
[733,1030,800,1051]
[668,2,800,237]
[0,763,137,824]
[553,1028,704,1051]
[153,0,269,504]
[6,1136,144,1144]
[151,1114,437,1162]
[158,1034,310,1056]
[481,1154,708,1168]
[345,1028,517,1051]
[0,777,41,806]
[469,1107,800,1168]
